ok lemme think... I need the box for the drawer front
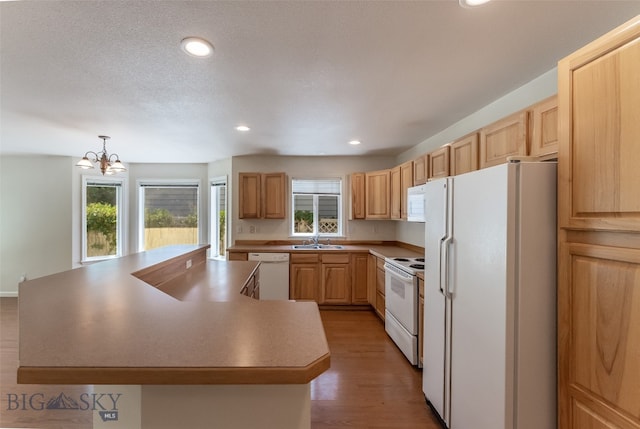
[321,253,350,264]
[290,253,319,263]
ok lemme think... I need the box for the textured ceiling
[1,1,639,163]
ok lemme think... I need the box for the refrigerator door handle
[439,181,449,295]
[443,235,453,298]
[439,237,446,294]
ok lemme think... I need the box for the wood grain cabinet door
[238,173,261,219]
[400,160,414,219]
[559,242,640,429]
[450,133,479,176]
[529,95,558,158]
[413,154,429,185]
[429,145,450,179]
[479,111,528,169]
[559,29,640,232]
[262,173,286,219]
[390,166,401,219]
[320,257,351,305]
[290,262,319,301]
[351,253,369,304]
[350,173,366,220]
[365,169,391,219]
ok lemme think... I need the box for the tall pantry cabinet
[558,15,640,429]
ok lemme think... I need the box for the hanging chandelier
[76,135,126,175]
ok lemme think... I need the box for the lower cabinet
[290,253,320,301]
[351,253,369,304]
[290,252,371,306]
[367,254,377,305]
[320,254,351,304]
[375,256,385,320]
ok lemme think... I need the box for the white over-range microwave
[406,184,427,222]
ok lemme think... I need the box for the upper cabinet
[365,169,391,219]
[413,154,429,185]
[238,172,286,219]
[450,133,479,176]
[390,161,414,220]
[479,111,528,169]
[559,21,640,231]
[530,96,558,159]
[238,173,261,218]
[400,161,414,220]
[350,172,366,220]
[429,145,450,179]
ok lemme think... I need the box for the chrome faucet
[311,235,320,245]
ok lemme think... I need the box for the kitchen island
[17,244,330,428]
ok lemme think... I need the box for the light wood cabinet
[367,253,377,306]
[413,154,429,185]
[238,172,286,219]
[351,253,369,304]
[558,16,640,429]
[365,169,391,219]
[350,172,366,220]
[529,96,558,158]
[400,161,414,220]
[429,145,450,179]
[238,173,261,219]
[320,253,351,304]
[262,173,286,219]
[390,166,401,219]
[289,253,319,301]
[390,161,415,219]
[450,132,479,175]
[479,111,528,169]
[374,256,385,320]
[227,252,248,261]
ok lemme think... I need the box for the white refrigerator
[422,161,557,429]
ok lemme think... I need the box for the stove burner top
[394,258,410,262]
[414,258,425,262]
[409,264,425,270]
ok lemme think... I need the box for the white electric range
[383,256,424,366]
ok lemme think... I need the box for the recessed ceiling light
[349,140,361,145]
[180,37,214,58]
[459,0,490,7]
[235,125,250,132]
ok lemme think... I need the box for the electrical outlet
[236,225,243,233]
[186,259,192,269]
[373,224,379,233]
[249,225,256,234]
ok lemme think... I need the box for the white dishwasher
[247,253,290,300]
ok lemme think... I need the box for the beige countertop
[227,242,424,260]
[18,245,330,385]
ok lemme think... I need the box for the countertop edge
[17,353,331,385]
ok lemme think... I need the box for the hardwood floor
[1,298,441,428]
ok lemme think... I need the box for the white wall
[394,68,558,248]
[230,155,398,243]
[0,156,73,296]
[398,68,558,163]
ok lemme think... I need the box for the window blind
[292,179,341,195]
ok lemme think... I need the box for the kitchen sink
[292,244,344,250]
